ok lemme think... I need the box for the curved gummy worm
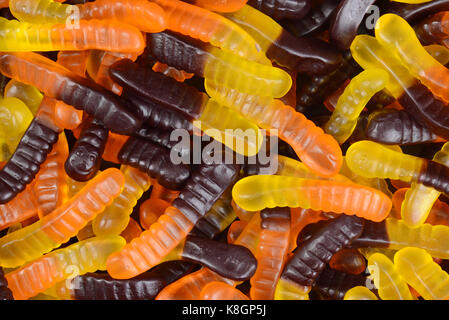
[111,60,263,157]
[247,0,310,20]
[205,81,342,177]
[375,14,449,104]
[352,217,449,260]
[146,31,292,99]
[324,68,389,144]
[401,142,449,228]
[223,5,342,75]
[367,253,413,300]
[346,140,449,198]
[0,117,59,204]
[394,247,449,300]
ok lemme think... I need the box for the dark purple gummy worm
[281,215,364,287]
[0,118,59,204]
[366,109,439,145]
[181,235,257,281]
[118,137,191,190]
[65,118,108,181]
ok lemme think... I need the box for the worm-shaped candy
[146,31,292,99]
[394,247,449,300]
[351,34,449,140]
[250,207,290,300]
[122,92,193,134]
[0,52,142,135]
[0,17,145,53]
[110,60,263,156]
[205,81,342,177]
[324,68,389,144]
[0,103,60,204]
[150,0,269,64]
[375,14,449,103]
[118,137,190,191]
[5,236,126,300]
[346,140,449,198]
[367,252,413,300]
[352,217,449,260]
[156,212,263,300]
[275,215,364,300]
[366,109,439,145]
[224,5,341,75]
[232,175,392,221]
[106,161,240,279]
[401,142,449,227]
[0,168,124,268]
[0,185,39,231]
[33,132,68,217]
[92,165,151,237]
[10,0,166,33]
[156,268,234,300]
[162,235,257,281]
[62,261,194,300]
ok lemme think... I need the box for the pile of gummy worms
[1,0,449,301]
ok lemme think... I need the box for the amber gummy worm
[205,81,342,178]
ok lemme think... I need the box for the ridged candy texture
[5,236,126,300]
[232,175,392,221]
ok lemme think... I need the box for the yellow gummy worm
[394,247,449,300]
